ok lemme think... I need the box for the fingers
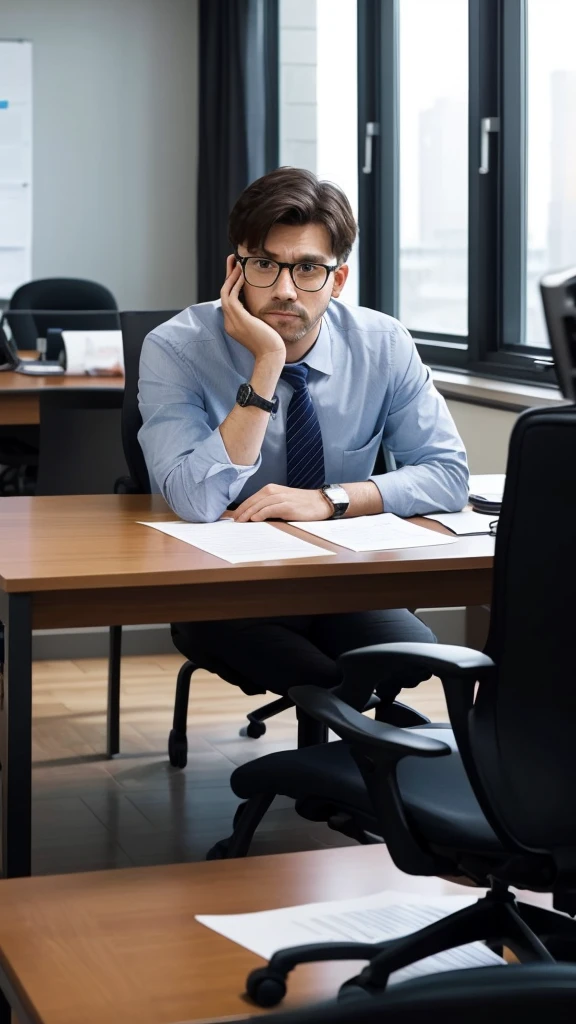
[221,259,242,301]
[249,503,292,522]
[233,495,282,522]
[232,485,283,522]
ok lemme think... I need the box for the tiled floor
[31,655,448,875]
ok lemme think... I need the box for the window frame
[357,0,558,388]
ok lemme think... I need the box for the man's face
[236,223,348,347]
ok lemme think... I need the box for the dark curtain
[196,0,278,302]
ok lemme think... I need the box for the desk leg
[0,593,32,878]
[107,625,122,758]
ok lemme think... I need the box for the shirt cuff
[370,471,410,517]
[190,426,261,484]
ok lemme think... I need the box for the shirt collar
[300,316,333,377]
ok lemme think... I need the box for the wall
[447,400,517,472]
[1,0,198,309]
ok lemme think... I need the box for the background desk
[0,494,494,877]
[0,843,543,1024]
[0,355,124,426]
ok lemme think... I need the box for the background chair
[6,277,119,350]
[226,405,576,1006]
[119,310,408,768]
[231,965,576,1024]
[35,388,128,757]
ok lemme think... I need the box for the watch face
[325,486,347,504]
[237,383,252,407]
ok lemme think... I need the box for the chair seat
[231,727,501,852]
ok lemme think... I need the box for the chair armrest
[114,475,141,495]
[340,642,496,692]
[288,685,451,760]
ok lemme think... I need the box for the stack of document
[139,520,334,563]
[139,515,457,563]
[61,330,124,376]
[196,890,505,987]
[290,513,456,552]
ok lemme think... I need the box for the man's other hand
[220,255,286,362]
[231,484,332,522]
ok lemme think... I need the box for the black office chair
[119,311,412,769]
[35,389,128,757]
[7,278,119,350]
[229,965,576,1023]
[209,406,576,1005]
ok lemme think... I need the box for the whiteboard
[0,40,32,300]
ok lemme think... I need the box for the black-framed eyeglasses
[235,254,338,292]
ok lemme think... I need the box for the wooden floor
[30,655,448,875]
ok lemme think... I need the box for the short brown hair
[228,167,357,264]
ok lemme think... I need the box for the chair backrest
[470,404,576,851]
[237,965,576,1023]
[35,390,127,495]
[540,267,576,402]
[7,278,119,349]
[119,310,180,493]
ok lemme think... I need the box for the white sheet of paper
[17,363,64,375]
[423,511,495,535]
[138,520,334,564]
[289,513,457,552]
[196,890,505,987]
[468,474,505,501]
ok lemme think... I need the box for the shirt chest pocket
[340,432,384,481]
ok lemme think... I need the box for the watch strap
[236,383,279,414]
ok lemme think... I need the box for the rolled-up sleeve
[370,326,469,516]
[138,331,260,522]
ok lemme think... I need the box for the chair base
[246,880,576,1007]
[206,794,275,860]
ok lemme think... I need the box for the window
[358,0,564,386]
[526,0,576,347]
[279,0,359,304]
[398,0,468,337]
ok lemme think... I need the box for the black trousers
[171,609,436,703]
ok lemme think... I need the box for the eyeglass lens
[243,258,328,292]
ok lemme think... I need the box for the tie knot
[281,362,309,390]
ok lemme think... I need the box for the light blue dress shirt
[138,299,469,523]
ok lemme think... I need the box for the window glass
[398,0,468,335]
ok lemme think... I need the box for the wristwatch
[321,484,350,520]
[236,382,279,414]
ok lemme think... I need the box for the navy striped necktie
[281,362,325,490]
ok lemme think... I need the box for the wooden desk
[0,494,494,878]
[0,844,538,1024]
[0,361,123,426]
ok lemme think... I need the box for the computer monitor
[540,267,576,402]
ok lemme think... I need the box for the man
[138,167,469,705]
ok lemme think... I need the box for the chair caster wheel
[240,720,266,739]
[245,966,287,1007]
[168,729,188,768]
[206,838,231,861]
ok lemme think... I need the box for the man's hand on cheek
[232,484,331,523]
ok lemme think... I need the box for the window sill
[431,368,563,412]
